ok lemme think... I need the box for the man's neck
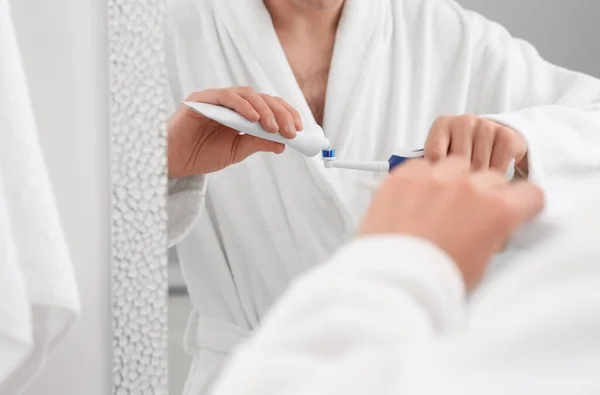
[264,0,344,37]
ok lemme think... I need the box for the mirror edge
[108,0,169,393]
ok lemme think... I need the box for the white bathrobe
[166,0,600,392]
[207,189,600,395]
[0,0,80,393]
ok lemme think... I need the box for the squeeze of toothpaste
[322,149,425,172]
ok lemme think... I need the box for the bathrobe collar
[216,0,388,157]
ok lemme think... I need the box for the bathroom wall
[10,1,110,394]
[457,0,600,78]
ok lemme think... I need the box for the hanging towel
[0,0,81,393]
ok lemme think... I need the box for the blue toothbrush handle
[388,149,425,172]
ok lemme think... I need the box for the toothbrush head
[322,149,336,159]
[322,149,336,168]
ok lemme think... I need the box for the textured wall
[108,0,169,394]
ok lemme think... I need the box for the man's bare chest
[295,67,329,126]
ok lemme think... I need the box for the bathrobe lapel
[216,0,388,221]
[321,0,388,155]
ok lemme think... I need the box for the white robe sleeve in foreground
[445,2,600,187]
[208,197,600,395]
[208,236,468,395]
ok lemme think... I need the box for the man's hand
[360,157,544,290]
[168,87,303,178]
[424,115,529,175]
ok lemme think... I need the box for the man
[166,0,600,392]
[169,94,600,394]
[208,150,600,395]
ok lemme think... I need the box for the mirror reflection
[166,1,600,394]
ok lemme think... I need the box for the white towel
[0,0,80,393]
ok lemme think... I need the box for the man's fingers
[432,155,471,180]
[471,124,496,170]
[469,170,508,190]
[490,128,517,173]
[261,94,297,139]
[233,87,279,133]
[274,97,303,131]
[448,119,474,159]
[501,181,545,227]
[188,89,304,138]
[389,157,431,178]
[187,89,260,122]
[424,116,451,162]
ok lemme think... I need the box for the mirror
[107,0,600,394]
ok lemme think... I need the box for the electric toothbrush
[322,149,425,172]
[322,148,516,179]
[183,102,515,179]
[183,102,331,157]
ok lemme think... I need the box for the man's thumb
[234,134,285,163]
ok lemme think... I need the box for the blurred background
[167,1,600,394]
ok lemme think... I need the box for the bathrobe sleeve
[208,214,600,395]
[166,77,208,248]
[442,1,600,188]
[207,236,466,395]
[167,175,206,248]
